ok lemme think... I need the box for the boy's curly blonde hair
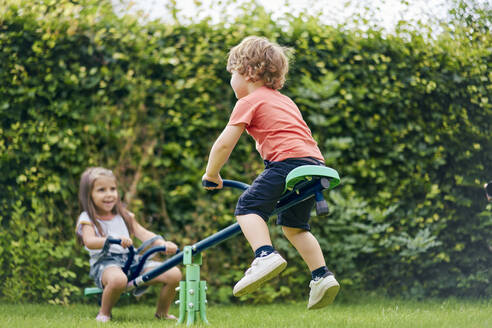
[227,36,291,90]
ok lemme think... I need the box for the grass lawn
[1,297,491,328]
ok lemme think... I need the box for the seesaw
[86,165,340,325]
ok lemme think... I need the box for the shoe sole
[233,261,287,297]
[308,282,340,310]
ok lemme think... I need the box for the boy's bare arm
[205,124,245,180]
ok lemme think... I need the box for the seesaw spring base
[176,246,209,325]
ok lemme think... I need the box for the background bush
[0,0,490,304]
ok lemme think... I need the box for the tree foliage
[0,0,491,304]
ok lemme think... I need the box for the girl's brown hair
[226,36,291,90]
[77,167,134,243]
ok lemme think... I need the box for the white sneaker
[307,275,340,310]
[96,314,111,323]
[233,252,287,297]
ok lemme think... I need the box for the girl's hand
[163,241,178,255]
[153,238,178,255]
[202,173,223,190]
[119,237,133,248]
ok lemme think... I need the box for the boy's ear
[245,66,254,81]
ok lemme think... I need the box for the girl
[76,167,182,322]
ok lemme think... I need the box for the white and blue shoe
[307,274,340,309]
[233,252,287,297]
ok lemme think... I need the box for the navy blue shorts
[234,157,325,231]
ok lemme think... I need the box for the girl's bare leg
[99,266,128,317]
[144,266,182,318]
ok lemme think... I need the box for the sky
[113,0,455,31]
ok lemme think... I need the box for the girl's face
[230,70,249,99]
[91,176,118,217]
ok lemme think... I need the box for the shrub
[0,0,490,303]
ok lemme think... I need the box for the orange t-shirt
[228,86,324,162]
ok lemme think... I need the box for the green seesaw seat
[285,165,340,190]
[278,165,340,217]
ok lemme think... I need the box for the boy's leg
[281,226,326,270]
[237,213,272,251]
[99,266,128,318]
[282,226,339,309]
[233,213,287,296]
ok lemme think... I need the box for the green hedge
[0,0,491,304]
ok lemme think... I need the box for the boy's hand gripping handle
[202,180,219,188]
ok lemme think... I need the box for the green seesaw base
[176,246,209,325]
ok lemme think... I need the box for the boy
[202,36,339,309]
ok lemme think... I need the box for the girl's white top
[76,211,130,265]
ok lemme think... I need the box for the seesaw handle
[202,180,218,188]
[105,238,135,275]
[315,191,330,216]
[202,179,250,191]
[107,237,122,244]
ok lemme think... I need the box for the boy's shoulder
[241,86,285,104]
[250,86,278,97]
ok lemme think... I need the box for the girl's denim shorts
[89,253,161,289]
